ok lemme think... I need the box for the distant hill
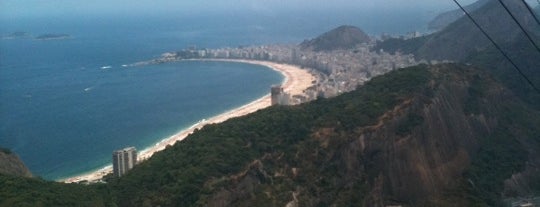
[416,0,540,61]
[300,25,371,51]
[3,64,539,206]
[375,0,540,109]
[428,0,488,31]
[0,148,32,177]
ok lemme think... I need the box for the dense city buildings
[112,147,137,177]
[137,34,420,104]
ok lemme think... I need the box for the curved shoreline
[61,59,315,183]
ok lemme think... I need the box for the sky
[0,0,478,19]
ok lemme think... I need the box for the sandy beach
[62,60,315,183]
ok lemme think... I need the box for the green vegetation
[455,70,540,206]
[464,101,540,206]
[1,64,538,206]
[396,114,424,136]
[466,127,528,206]
[0,174,115,207]
[463,74,488,115]
[465,39,540,110]
[108,65,432,206]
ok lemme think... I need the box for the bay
[0,9,437,180]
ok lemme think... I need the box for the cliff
[0,148,32,177]
[300,25,371,51]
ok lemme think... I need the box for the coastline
[61,59,315,183]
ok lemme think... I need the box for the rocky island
[35,34,71,40]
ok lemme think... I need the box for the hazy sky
[1,0,478,18]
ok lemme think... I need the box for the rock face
[0,148,32,177]
[300,25,371,51]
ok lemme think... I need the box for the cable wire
[520,0,540,26]
[496,0,540,54]
[452,0,540,93]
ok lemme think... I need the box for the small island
[2,31,31,39]
[35,34,71,40]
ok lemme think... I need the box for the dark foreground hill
[2,64,539,206]
[300,25,371,51]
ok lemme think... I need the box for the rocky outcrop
[0,148,32,177]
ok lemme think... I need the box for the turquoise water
[0,17,285,180]
[0,59,282,180]
[0,10,435,180]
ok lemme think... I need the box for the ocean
[1,9,438,180]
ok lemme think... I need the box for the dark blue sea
[0,10,436,180]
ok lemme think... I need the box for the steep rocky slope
[300,25,371,51]
[0,148,32,177]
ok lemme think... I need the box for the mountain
[428,0,489,31]
[0,148,32,177]
[299,25,371,51]
[3,64,538,206]
[415,0,540,62]
[374,0,540,109]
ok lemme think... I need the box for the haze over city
[2,0,478,18]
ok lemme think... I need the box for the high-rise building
[112,147,137,177]
[271,85,290,106]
